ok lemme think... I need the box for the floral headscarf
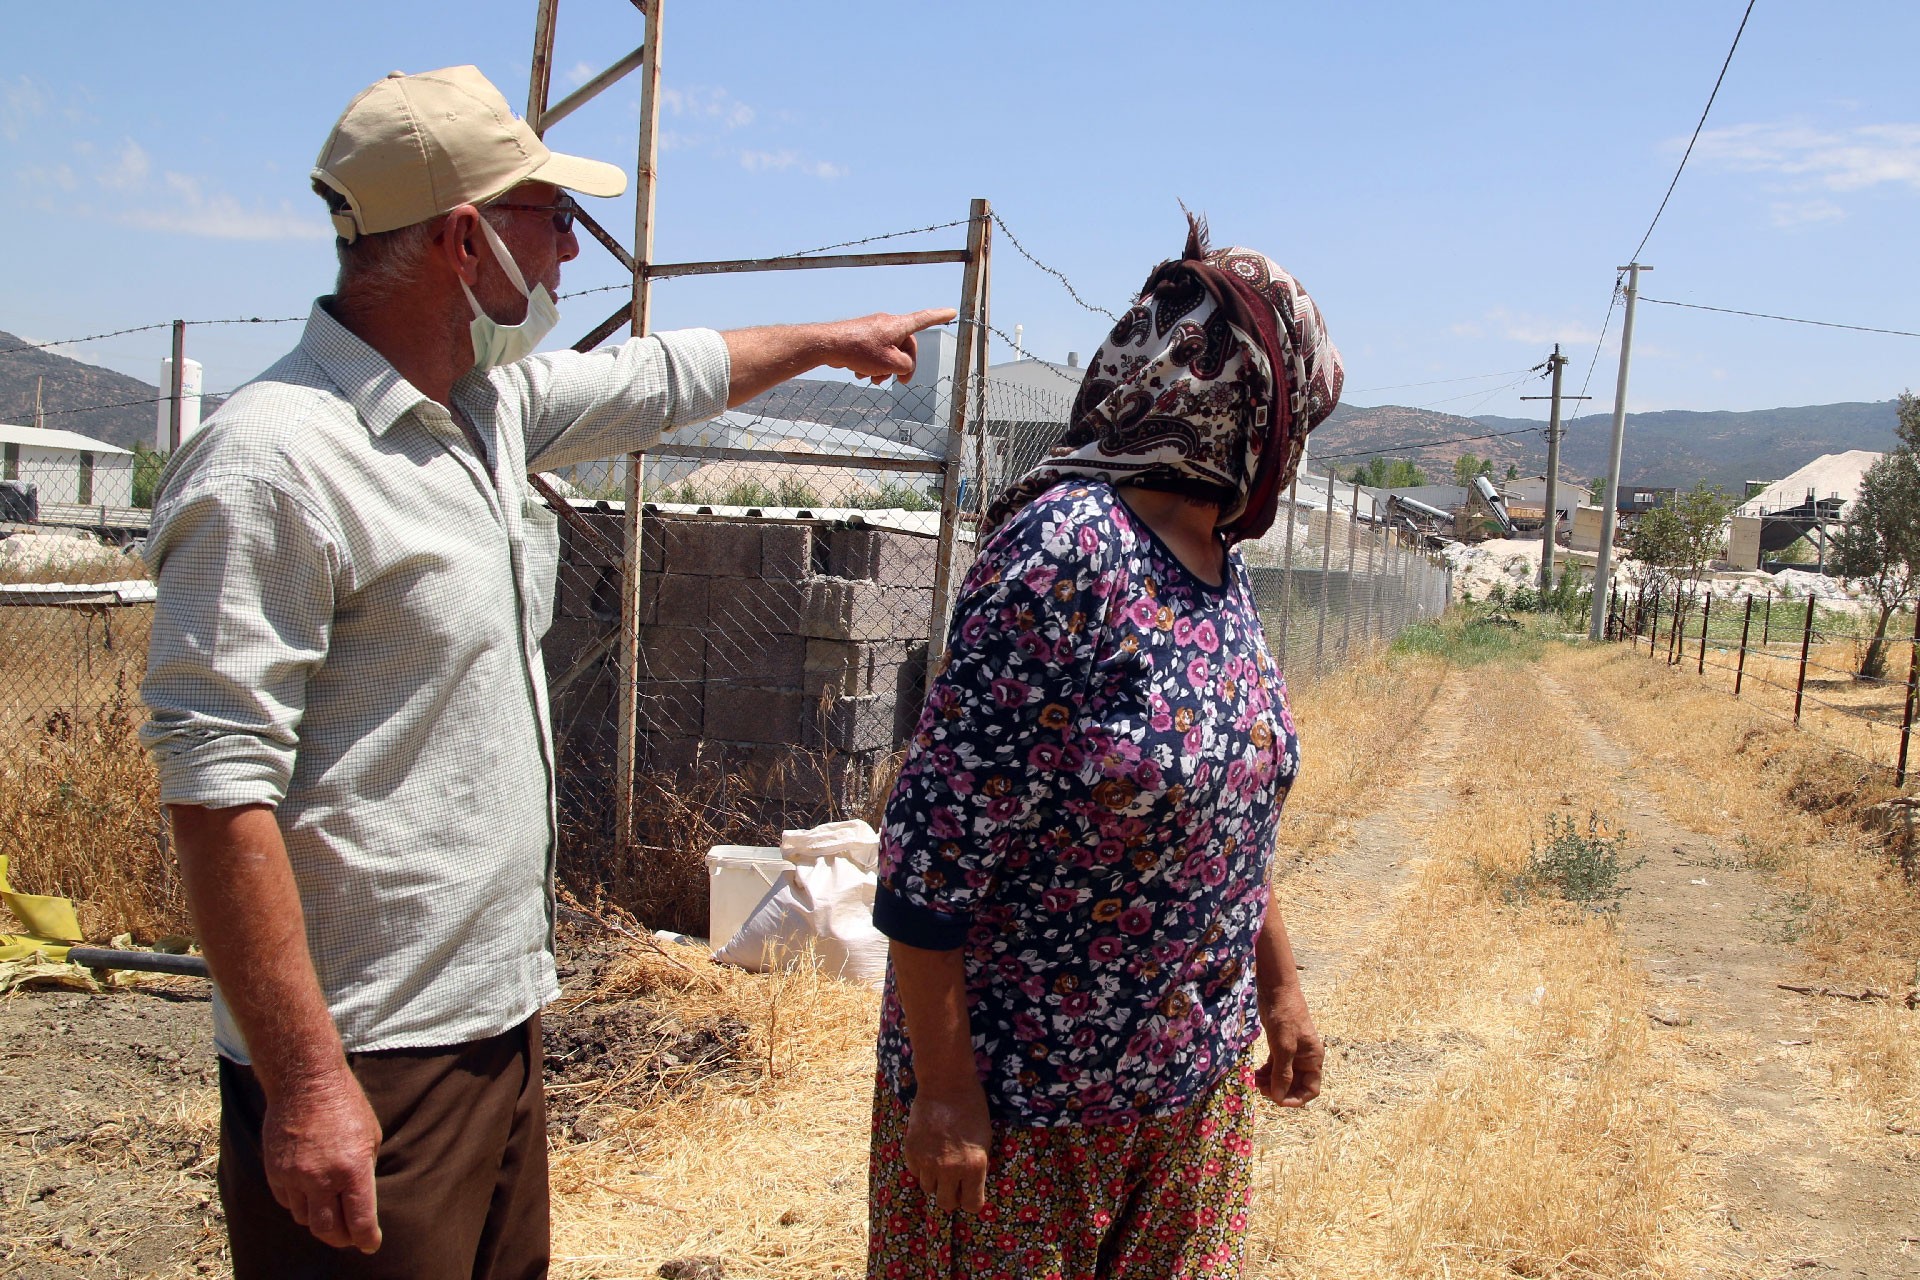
[982,219,1343,546]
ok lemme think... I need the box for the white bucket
[704,845,787,949]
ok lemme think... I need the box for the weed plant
[1503,811,1640,913]
[1392,607,1546,666]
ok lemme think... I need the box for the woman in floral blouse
[868,218,1345,1279]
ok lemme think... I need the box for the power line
[1640,296,1920,340]
[1316,423,1546,463]
[1347,367,1540,396]
[1628,0,1756,263]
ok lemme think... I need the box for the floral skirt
[867,1061,1258,1280]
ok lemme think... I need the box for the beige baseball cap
[312,65,626,242]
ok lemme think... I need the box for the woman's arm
[1253,901,1324,1106]
[890,941,991,1214]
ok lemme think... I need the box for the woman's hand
[1253,903,1323,1107]
[904,1083,993,1214]
[1254,982,1324,1107]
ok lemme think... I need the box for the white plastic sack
[780,819,880,871]
[714,822,887,988]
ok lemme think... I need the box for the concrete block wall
[543,507,934,831]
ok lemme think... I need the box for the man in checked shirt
[139,65,951,1279]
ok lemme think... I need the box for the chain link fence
[3,325,1449,938]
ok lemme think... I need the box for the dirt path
[1282,670,1473,996]
[1534,668,1920,1279]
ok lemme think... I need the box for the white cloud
[565,61,595,88]
[662,86,754,129]
[98,138,150,190]
[2,75,46,142]
[738,148,846,180]
[1689,121,1920,193]
[1769,198,1845,228]
[1448,321,1485,340]
[1481,307,1598,346]
[115,171,331,241]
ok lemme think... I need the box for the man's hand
[722,308,958,407]
[904,1084,992,1214]
[1254,982,1324,1108]
[822,309,959,385]
[262,1067,384,1253]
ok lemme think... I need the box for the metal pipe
[67,947,209,979]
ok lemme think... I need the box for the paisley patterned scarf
[982,220,1343,546]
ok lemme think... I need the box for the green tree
[1347,457,1429,488]
[1452,453,1495,487]
[131,444,168,509]
[1830,391,1920,678]
[1626,481,1737,636]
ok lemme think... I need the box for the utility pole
[1587,264,1650,640]
[32,377,43,431]
[1520,344,1590,594]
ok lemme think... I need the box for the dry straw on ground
[1546,642,1919,1139]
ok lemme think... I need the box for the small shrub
[1506,812,1639,913]
[1506,585,1540,613]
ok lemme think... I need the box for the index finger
[904,308,958,332]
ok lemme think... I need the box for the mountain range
[1,331,1902,491]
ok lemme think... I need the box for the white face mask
[461,216,561,371]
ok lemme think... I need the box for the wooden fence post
[1896,607,1920,787]
[1762,596,1772,646]
[1734,593,1754,697]
[1698,590,1712,675]
[1793,601,1816,725]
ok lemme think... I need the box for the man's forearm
[721,309,956,408]
[168,803,347,1097]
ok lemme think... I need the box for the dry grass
[549,942,878,1277]
[1247,660,1721,1279]
[1545,641,1920,1137]
[1273,647,1450,870]
[0,603,152,750]
[542,639,1732,1278]
[0,680,181,942]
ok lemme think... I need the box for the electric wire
[1628,0,1757,263]
[1639,297,1920,340]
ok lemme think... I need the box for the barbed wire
[988,213,1118,322]
[781,217,971,261]
[0,316,302,357]
[31,388,240,420]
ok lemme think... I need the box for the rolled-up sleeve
[873,501,1110,949]
[512,328,731,471]
[139,475,341,808]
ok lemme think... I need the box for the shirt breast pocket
[521,497,561,641]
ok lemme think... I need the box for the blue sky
[5,1,1917,424]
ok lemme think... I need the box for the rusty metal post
[1896,606,1919,786]
[1278,472,1299,661]
[168,320,185,451]
[928,199,993,662]
[1698,590,1712,675]
[1734,593,1754,696]
[1762,595,1772,646]
[1667,581,1685,665]
[1341,480,1359,660]
[1314,479,1334,678]
[1648,587,1660,660]
[613,0,665,856]
[1793,599,1815,724]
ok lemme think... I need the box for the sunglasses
[487,194,579,234]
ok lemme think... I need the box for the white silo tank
[156,357,204,451]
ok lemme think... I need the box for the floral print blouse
[873,481,1301,1128]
